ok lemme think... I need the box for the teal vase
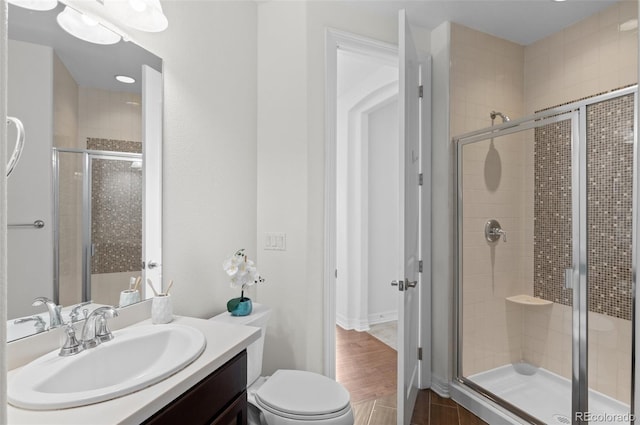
[227,297,252,316]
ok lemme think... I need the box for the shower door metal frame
[452,85,638,425]
[53,148,142,303]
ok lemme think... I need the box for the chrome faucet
[14,315,46,333]
[80,306,118,350]
[32,297,64,328]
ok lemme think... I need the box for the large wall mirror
[6,3,163,341]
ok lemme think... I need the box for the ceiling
[349,0,621,45]
[7,0,627,94]
[8,3,162,94]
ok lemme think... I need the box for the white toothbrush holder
[119,289,140,307]
[152,294,173,324]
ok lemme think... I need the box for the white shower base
[470,364,631,425]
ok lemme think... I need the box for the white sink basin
[8,323,206,410]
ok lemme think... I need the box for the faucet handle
[95,315,114,343]
[69,301,92,322]
[59,324,83,357]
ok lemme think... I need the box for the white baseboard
[336,313,370,331]
[430,375,450,398]
[367,310,397,325]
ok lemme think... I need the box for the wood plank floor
[336,326,488,424]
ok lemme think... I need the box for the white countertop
[7,316,260,425]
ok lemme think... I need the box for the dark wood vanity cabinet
[143,350,248,425]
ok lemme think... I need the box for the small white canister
[152,294,173,324]
[119,290,141,307]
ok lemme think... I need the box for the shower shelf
[506,294,553,306]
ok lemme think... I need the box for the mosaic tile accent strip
[90,157,142,274]
[586,95,634,320]
[533,119,574,307]
[87,138,142,153]
[533,94,634,320]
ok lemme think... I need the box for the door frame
[323,28,398,378]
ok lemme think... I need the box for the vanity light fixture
[115,75,136,84]
[105,0,168,32]
[57,6,121,45]
[8,0,57,11]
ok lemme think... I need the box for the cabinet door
[210,392,247,425]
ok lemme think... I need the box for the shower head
[490,111,510,123]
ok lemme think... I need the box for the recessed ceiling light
[115,75,136,84]
[552,0,567,2]
[619,19,638,32]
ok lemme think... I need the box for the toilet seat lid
[255,370,351,419]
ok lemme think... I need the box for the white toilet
[210,303,354,425]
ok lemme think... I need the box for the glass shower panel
[56,151,84,306]
[89,156,143,306]
[585,94,634,422]
[459,116,576,424]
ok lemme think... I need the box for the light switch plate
[264,232,286,250]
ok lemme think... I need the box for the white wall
[131,1,258,319]
[336,56,398,330]
[7,40,54,319]
[429,21,452,396]
[257,1,430,375]
[367,99,399,324]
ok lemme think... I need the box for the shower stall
[454,86,637,425]
[53,146,143,307]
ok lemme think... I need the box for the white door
[142,65,163,296]
[396,9,421,425]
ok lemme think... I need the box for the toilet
[210,303,354,425]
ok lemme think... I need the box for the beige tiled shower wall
[78,87,142,146]
[53,55,82,305]
[450,23,528,376]
[524,0,638,114]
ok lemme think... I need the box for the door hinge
[335,269,338,278]
[418,85,424,98]
[418,347,423,361]
[419,260,423,273]
[419,173,423,186]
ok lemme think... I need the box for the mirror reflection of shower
[54,148,143,308]
[484,110,509,192]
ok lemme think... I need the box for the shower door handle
[564,268,573,290]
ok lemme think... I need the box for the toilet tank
[209,303,271,386]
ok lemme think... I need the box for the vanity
[6,315,260,425]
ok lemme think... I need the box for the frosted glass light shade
[106,0,168,32]
[57,7,121,45]
[8,0,57,11]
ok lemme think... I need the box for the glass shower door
[88,155,143,306]
[584,93,635,424]
[456,112,580,424]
